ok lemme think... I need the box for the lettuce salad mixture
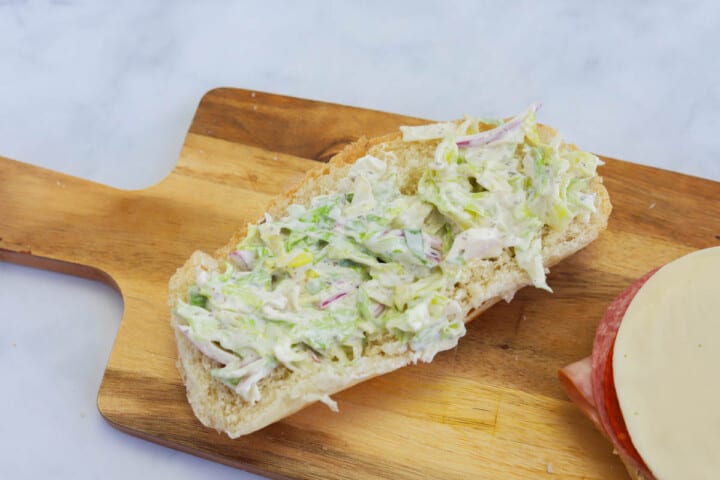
[174,104,602,403]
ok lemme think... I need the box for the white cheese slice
[613,246,720,480]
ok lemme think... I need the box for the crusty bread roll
[169,119,611,438]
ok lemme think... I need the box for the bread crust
[169,124,612,438]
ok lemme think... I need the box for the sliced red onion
[308,350,320,363]
[420,233,442,264]
[319,291,347,309]
[372,303,386,318]
[176,325,237,365]
[426,234,443,250]
[427,247,443,263]
[229,250,256,271]
[456,103,541,148]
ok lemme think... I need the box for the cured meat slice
[592,269,657,475]
[560,268,659,479]
[558,356,600,430]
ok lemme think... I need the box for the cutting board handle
[1,88,435,294]
[0,155,124,290]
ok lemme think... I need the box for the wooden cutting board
[2,88,719,479]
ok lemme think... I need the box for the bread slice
[169,124,612,438]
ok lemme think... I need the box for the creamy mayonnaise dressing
[174,106,601,403]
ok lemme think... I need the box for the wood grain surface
[1,88,719,479]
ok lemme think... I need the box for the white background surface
[1,2,718,479]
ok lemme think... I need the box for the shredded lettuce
[174,105,601,403]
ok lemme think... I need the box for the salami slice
[591,269,658,478]
[560,268,660,480]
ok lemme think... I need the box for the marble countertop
[1,2,718,479]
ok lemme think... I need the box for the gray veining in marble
[1,2,718,479]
